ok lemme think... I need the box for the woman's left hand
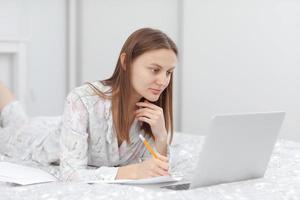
[135,100,167,141]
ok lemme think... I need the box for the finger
[145,159,169,177]
[152,164,169,176]
[155,159,169,171]
[136,102,161,111]
[136,113,157,122]
[157,154,169,162]
[136,113,156,121]
[137,116,154,125]
[135,109,157,119]
[135,107,157,115]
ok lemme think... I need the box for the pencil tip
[139,134,145,141]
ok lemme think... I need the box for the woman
[0,28,178,182]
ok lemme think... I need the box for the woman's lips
[149,88,161,95]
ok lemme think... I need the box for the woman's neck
[129,90,142,112]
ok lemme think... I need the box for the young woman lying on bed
[0,27,178,182]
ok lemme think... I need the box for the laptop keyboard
[161,183,191,190]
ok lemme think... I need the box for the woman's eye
[167,71,173,76]
[151,68,159,73]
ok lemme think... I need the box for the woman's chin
[143,94,160,102]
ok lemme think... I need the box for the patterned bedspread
[0,133,299,200]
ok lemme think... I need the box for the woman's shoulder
[66,81,112,108]
[73,81,111,95]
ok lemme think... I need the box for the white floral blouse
[60,81,155,181]
[0,81,155,182]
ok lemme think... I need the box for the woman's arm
[115,153,169,179]
[60,91,118,181]
[154,134,168,156]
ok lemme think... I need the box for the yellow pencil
[139,134,158,159]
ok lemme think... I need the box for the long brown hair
[88,28,178,144]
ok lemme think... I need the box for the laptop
[162,112,285,190]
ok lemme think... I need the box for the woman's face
[130,49,177,102]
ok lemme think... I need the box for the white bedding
[0,133,299,200]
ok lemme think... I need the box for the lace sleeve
[59,91,118,182]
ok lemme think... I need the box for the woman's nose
[156,73,168,86]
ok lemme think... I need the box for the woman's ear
[120,53,126,70]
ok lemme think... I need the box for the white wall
[181,0,300,141]
[0,0,23,89]
[0,55,12,86]
[0,0,67,116]
[23,0,66,116]
[0,0,20,38]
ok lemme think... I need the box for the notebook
[0,162,57,185]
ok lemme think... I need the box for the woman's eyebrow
[150,63,175,70]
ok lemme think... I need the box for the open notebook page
[0,162,57,185]
[87,175,182,185]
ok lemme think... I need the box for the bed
[0,133,299,200]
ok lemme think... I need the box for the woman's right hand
[116,154,169,180]
[135,154,169,179]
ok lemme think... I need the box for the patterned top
[60,81,155,181]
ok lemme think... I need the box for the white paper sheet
[0,162,57,185]
[87,175,182,185]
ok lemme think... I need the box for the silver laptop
[162,112,285,190]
